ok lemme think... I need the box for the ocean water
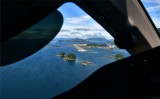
[0,38,130,99]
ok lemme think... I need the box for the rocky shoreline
[79,61,92,66]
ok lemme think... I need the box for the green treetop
[59,52,65,57]
[65,53,76,60]
[115,54,124,60]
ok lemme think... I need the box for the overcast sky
[56,1,160,39]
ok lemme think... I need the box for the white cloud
[151,17,160,28]
[66,15,92,24]
[55,15,114,39]
[146,5,160,12]
[142,0,160,4]
[56,24,113,39]
[142,0,160,12]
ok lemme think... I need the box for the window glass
[1,2,130,99]
[140,0,160,33]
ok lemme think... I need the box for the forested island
[57,52,76,61]
[57,51,124,66]
[56,38,125,66]
[115,54,124,60]
[86,43,116,49]
[64,53,76,61]
[73,43,116,52]
[57,52,92,65]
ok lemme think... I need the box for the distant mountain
[87,37,114,41]
[87,37,114,44]
[67,38,89,42]
[54,38,69,41]
[55,37,115,44]
[87,37,107,41]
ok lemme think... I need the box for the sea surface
[0,38,130,99]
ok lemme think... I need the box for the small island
[115,54,124,60]
[79,61,92,66]
[73,43,116,52]
[57,52,76,61]
[57,52,65,57]
[64,53,76,61]
[86,43,116,49]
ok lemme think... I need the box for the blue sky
[58,3,87,18]
[141,0,160,28]
[57,2,113,39]
[56,1,160,39]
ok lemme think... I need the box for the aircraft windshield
[1,2,130,99]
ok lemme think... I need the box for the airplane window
[1,2,130,99]
[140,0,160,33]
